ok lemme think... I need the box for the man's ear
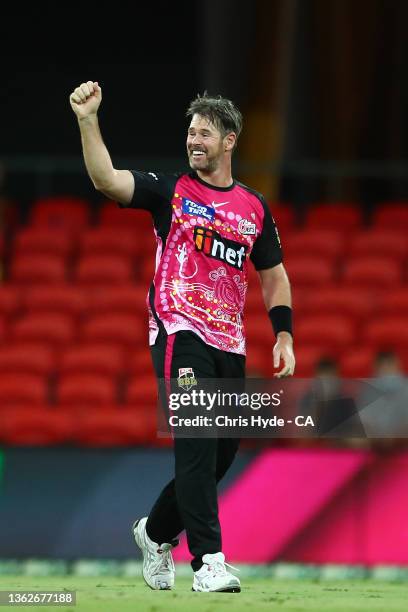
[224,132,236,152]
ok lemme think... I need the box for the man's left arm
[258,264,295,378]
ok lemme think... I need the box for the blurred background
[0,0,407,575]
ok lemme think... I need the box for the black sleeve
[118,170,179,214]
[250,197,283,270]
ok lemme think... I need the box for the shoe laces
[206,559,239,577]
[149,542,175,576]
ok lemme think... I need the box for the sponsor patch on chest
[193,226,248,270]
[182,198,215,221]
[238,218,257,235]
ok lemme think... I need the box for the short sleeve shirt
[120,170,282,355]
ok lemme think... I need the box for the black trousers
[146,329,245,571]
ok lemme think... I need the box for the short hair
[186,92,243,143]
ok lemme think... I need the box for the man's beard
[188,145,223,174]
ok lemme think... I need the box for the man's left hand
[273,332,295,378]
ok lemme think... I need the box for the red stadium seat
[79,227,141,258]
[126,374,158,407]
[23,285,88,317]
[10,313,76,346]
[0,285,21,318]
[73,407,157,447]
[305,203,362,231]
[0,344,54,376]
[269,204,296,231]
[88,285,148,316]
[0,374,49,406]
[81,313,145,346]
[0,408,75,446]
[296,315,355,351]
[293,346,337,377]
[302,286,376,320]
[10,254,67,284]
[13,227,74,258]
[244,317,276,349]
[0,317,5,343]
[380,288,408,316]
[373,202,408,229]
[59,344,125,377]
[349,230,407,261]
[340,348,377,377]
[363,317,408,351]
[31,196,90,233]
[57,373,117,406]
[75,254,134,285]
[127,349,155,375]
[284,230,344,260]
[284,257,335,287]
[342,257,402,288]
[245,346,271,376]
[99,200,152,231]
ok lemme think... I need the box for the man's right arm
[70,81,135,206]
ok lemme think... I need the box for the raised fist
[69,81,102,119]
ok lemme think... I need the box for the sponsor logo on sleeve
[194,226,248,270]
[182,198,215,221]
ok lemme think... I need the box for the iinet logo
[194,226,248,270]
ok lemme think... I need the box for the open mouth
[190,149,206,159]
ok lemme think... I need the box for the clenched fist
[69,81,102,119]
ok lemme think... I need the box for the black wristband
[268,305,293,338]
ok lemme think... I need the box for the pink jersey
[121,171,282,355]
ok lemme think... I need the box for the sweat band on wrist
[268,305,293,338]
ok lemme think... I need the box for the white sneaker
[192,552,241,593]
[132,517,178,590]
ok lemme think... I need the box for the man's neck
[196,166,233,188]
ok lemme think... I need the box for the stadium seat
[296,315,355,351]
[10,313,76,346]
[269,204,296,231]
[340,348,376,377]
[244,317,276,349]
[349,230,407,261]
[23,285,88,317]
[0,344,54,376]
[127,349,155,375]
[0,374,49,406]
[88,285,148,316]
[245,346,271,376]
[305,203,363,231]
[10,254,67,284]
[363,317,408,351]
[293,346,337,377]
[31,196,90,233]
[13,227,73,258]
[301,286,375,320]
[59,344,125,377]
[0,408,74,446]
[380,288,408,316]
[57,373,117,406]
[0,285,21,318]
[79,227,141,258]
[99,200,152,231]
[283,230,344,260]
[75,254,134,285]
[125,374,158,407]
[81,313,145,346]
[284,257,335,287]
[342,257,402,288]
[373,202,408,229]
[72,407,157,447]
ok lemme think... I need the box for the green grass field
[1,575,407,612]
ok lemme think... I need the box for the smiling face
[186,114,234,174]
